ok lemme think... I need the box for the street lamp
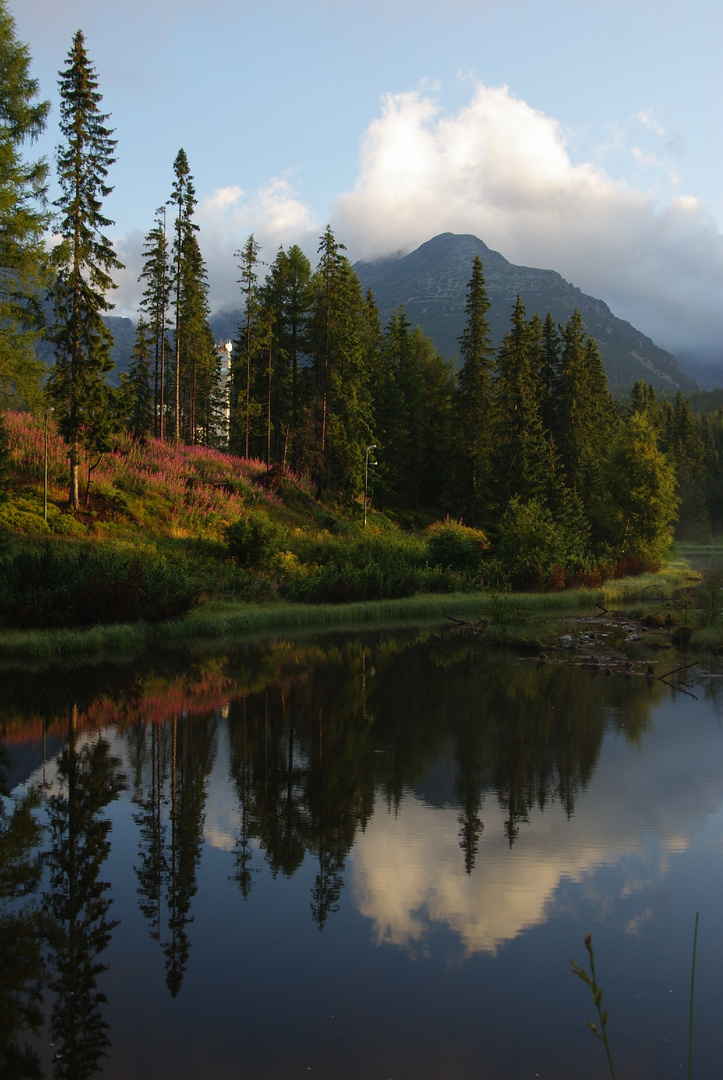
[364,444,377,527]
[44,406,54,522]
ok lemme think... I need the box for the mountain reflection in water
[2,627,723,1080]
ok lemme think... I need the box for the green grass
[0,565,695,660]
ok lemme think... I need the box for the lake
[2,625,723,1079]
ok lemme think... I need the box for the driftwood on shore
[444,607,700,697]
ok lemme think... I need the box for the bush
[224,511,280,569]
[0,540,199,628]
[426,518,488,572]
[497,497,581,591]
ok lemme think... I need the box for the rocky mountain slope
[354,233,697,394]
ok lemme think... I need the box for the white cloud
[110,177,318,318]
[634,108,666,137]
[333,83,723,361]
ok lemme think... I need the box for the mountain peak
[354,233,696,394]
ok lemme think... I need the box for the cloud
[350,702,723,958]
[110,176,318,318]
[333,83,723,361]
[634,108,666,137]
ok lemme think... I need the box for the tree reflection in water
[0,743,45,1080]
[128,709,217,997]
[0,626,670,1078]
[44,707,125,1080]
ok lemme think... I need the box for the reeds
[572,914,701,1080]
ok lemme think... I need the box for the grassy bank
[0,561,695,660]
[0,414,710,659]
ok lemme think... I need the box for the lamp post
[44,406,54,522]
[364,444,376,527]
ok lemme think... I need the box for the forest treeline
[2,8,723,595]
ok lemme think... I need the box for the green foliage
[138,207,171,439]
[224,511,280,569]
[0,408,9,500]
[594,413,678,568]
[0,540,198,628]
[48,31,123,507]
[455,255,495,524]
[426,518,488,572]
[118,316,154,436]
[0,1,50,408]
[497,496,582,590]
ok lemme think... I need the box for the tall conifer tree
[0,0,50,406]
[554,309,615,515]
[306,229,372,498]
[490,297,554,516]
[169,149,196,440]
[455,256,495,524]
[231,235,262,457]
[48,30,123,507]
[138,208,170,438]
[119,316,154,436]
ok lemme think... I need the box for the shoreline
[0,561,696,661]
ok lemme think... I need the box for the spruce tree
[169,148,197,440]
[258,244,312,465]
[490,297,554,516]
[594,412,678,568]
[0,406,10,501]
[48,30,123,508]
[554,310,615,511]
[306,230,372,498]
[455,255,495,524]
[0,0,51,406]
[138,208,170,438]
[177,231,215,443]
[119,316,154,437]
[231,234,262,457]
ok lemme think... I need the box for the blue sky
[11,0,723,370]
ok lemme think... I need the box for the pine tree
[306,230,372,498]
[455,256,495,524]
[0,0,51,407]
[119,316,154,436]
[231,235,262,458]
[48,30,123,508]
[258,244,312,466]
[553,310,615,512]
[490,297,554,517]
[138,207,171,438]
[169,148,197,440]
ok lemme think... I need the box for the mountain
[33,307,137,388]
[354,233,697,394]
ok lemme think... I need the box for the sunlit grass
[0,572,692,659]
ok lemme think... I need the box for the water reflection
[0,745,45,1080]
[1,628,722,1079]
[44,710,125,1080]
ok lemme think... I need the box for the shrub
[0,540,199,628]
[224,511,281,569]
[426,518,488,572]
[497,497,581,591]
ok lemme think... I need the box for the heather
[2,411,287,537]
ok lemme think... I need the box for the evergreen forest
[2,9,723,631]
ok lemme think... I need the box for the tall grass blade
[689,910,699,1080]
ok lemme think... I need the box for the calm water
[2,627,723,1080]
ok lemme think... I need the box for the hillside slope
[354,233,696,394]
